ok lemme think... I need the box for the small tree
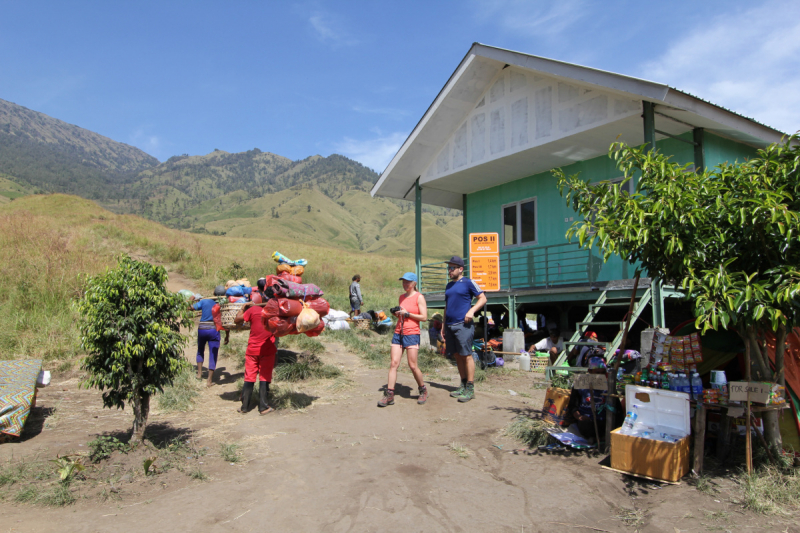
[79,256,192,443]
[556,135,800,452]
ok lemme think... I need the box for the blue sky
[1,1,797,172]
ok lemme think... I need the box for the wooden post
[693,404,707,475]
[590,384,601,446]
[604,272,640,452]
[745,339,753,474]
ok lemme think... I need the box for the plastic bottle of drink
[691,373,703,397]
[661,372,670,390]
[668,373,676,391]
[671,373,681,392]
[680,373,690,394]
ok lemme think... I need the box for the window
[502,198,537,247]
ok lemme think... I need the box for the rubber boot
[239,381,255,413]
[258,381,273,414]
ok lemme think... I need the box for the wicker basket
[349,318,372,330]
[530,356,550,372]
[220,302,250,330]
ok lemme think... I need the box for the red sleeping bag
[261,297,330,319]
[303,322,325,337]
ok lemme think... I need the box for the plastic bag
[296,302,321,333]
[235,278,251,288]
[225,279,237,289]
[261,298,304,319]
[276,263,305,276]
[303,322,325,337]
[305,297,329,318]
[264,316,299,337]
[277,272,303,283]
[178,289,195,301]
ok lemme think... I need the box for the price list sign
[469,233,500,291]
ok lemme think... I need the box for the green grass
[320,328,391,368]
[157,366,201,412]
[220,443,242,464]
[279,334,325,355]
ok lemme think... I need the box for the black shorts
[444,322,474,357]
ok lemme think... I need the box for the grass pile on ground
[504,416,554,447]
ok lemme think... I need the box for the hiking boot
[450,383,466,398]
[377,390,395,407]
[417,386,428,405]
[457,385,475,403]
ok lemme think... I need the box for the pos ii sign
[469,233,500,291]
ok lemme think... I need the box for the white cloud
[470,0,587,37]
[309,11,358,47]
[333,131,407,173]
[129,127,162,158]
[640,0,800,134]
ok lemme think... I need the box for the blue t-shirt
[444,277,483,325]
[193,298,216,322]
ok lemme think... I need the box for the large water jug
[518,351,531,372]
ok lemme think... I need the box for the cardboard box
[610,385,692,482]
[542,387,572,426]
[729,382,771,404]
[610,428,690,482]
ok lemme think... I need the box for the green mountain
[0,98,462,257]
[0,98,159,199]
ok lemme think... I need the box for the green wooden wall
[464,132,758,289]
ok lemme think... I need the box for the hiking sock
[258,381,270,412]
[240,381,255,412]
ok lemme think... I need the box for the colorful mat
[0,360,42,437]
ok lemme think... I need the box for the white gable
[421,67,641,186]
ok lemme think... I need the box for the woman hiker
[378,272,429,407]
[234,300,277,414]
[192,285,227,387]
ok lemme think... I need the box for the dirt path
[0,272,795,532]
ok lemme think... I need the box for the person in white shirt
[531,328,564,364]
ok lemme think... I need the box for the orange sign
[469,233,499,255]
[470,256,500,292]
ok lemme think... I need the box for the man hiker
[349,274,363,317]
[234,300,277,414]
[442,256,487,402]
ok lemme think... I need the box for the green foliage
[88,436,131,462]
[78,255,192,440]
[49,456,85,483]
[556,135,800,335]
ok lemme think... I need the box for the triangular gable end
[420,66,642,193]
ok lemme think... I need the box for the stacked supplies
[261,252,328,338]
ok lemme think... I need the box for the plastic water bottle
[680,373,690,394]
[620,406,639,435]
[691,373,703,397]
[668,373,677,391]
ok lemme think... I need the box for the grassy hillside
[0,98,158,199]
[0,194,446,364]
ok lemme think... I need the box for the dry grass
[735,465,800,515]
[504,416,554,447]
[0,194,433,365]
[448,442,472,459]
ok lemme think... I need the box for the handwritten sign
[470,255,500,292]
[729,381,771,404]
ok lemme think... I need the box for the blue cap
[399,272,418,282]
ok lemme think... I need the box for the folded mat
[0,359,42,437]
